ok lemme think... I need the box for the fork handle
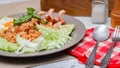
[85,42,99,68]
[100,42,115,68]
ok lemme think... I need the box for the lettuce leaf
[36,24,75,50]
[0,37,19,52]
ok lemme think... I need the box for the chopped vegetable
[0,37,19,52]
[41,20,48,24]
[15,35,44,53]
[36,24,74,50]
[32,13,41,19]
[27,8,35,15]
[14,8,41,26]
[14,15,32,26]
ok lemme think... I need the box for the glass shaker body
[91,0,108,24]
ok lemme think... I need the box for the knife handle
[100,42,115,68]
[85,42,99,68]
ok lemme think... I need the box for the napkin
[68,28,120,68]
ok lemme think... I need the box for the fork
[100,26,120,68]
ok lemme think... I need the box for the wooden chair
[41,0,114,16]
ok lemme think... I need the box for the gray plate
[0,13,86,57]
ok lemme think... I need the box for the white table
[75,17,111,29]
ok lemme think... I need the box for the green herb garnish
[42,20,48,24]
[14,8,41,26]
[32,13,41,19]
[27,8,35,15]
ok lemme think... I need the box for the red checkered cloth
[68,28,120,68]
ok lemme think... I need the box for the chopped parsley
[14,8,41,26]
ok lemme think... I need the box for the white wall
[0,0,40,17]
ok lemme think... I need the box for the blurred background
[41,0,114,16]
[0,0,40,17]
[0,0,114,16]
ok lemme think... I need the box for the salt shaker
[91,0,108,24]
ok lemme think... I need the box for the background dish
[0,13,86,57]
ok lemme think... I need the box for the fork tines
[113,25,120,41]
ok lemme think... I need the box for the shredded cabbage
[15,35,44,54]
[0,37,19,52]
[36,24,74,50]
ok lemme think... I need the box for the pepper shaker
[91,0,108,24]
[111,0,120,28]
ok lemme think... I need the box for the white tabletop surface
[75,16,111,29]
